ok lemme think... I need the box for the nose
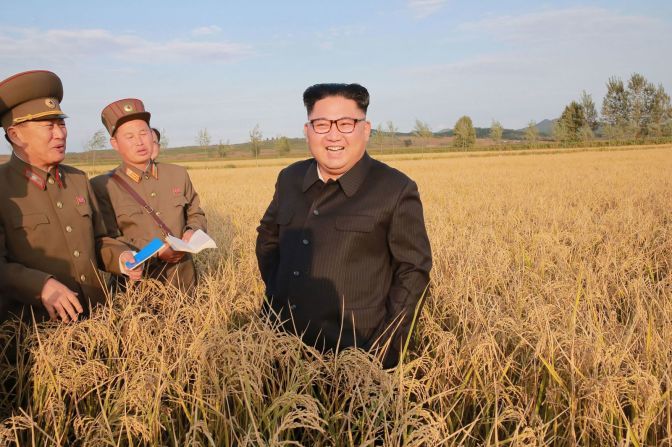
[52,124,66,139]
[325,123,343,141]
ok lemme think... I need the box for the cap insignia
[45,98,56,109]
[123,104,134,113]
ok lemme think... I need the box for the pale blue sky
[1,0,671,151]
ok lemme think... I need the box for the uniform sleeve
[367,179,432,366]
[89,176,131,275]
[0,217,51,306]
[255,176,281,297]
[182,170,207,234]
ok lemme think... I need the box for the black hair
[303,83,369,115]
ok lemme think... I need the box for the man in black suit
[256,83,432,368]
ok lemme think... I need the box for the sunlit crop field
[1,145,671,446]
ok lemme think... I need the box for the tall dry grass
[1,146,671,446]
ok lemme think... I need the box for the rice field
[1,145,671,446]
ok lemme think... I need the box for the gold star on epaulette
[125,167,141,183]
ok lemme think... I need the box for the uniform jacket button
[302,239,309,245]
[56,201,63,208]
[80,274,86,282]
[313,209,320,216]
[48,178,55,184]
[65,225,72,232]
[73,250,80,257]
[292,270,300,277]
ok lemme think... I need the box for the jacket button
[80,274,86,282]
[292,270,300,277]
[65,225,72,232]
[302,239,309,245]
[313,209,319,216]
[156,211,161,216]
[56,201,63,208]
[150,192,156,197]
[48,178,55,185]
[73,250,80,257]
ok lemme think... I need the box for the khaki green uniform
[0,155,129,323]
[90,161,207,293]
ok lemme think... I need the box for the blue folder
[125,237,165,270]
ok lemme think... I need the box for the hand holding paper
[165,229,217,254]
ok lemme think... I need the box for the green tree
[372,123,385,154]
[579,91,599,132]
[249,124,263,164]
[196,128,211,157]
[217,139,230,158]
[453,115,476,149]
[489,120,503,147]
[386,121,398,154]
[556,101,585,143]
[86,129,107,169]
[601,77,629,141]
[524,120,539,147]
[276,136,291,156]
[412,119,432,155]
[159,128,169,150]
[649,84,672,137]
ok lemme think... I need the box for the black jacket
[256,152,432,368]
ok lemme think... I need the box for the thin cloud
[0,27,250,64]
[192,25,222,36]
[407,0,446,19]
[457,7,664,43]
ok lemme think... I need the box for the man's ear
[363,120,372,142]
[6,126,24,148]
[110,137,120,153]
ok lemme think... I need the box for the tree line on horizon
[77,72,670,162]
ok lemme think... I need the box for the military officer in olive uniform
[0,70,140,324]
[91,99,207,293]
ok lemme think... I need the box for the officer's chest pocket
[10,213,51,248]
[172,196,188,208]
[12,213,50,230]
[335,215,375,233]
[114,205,144,228]
[75,203,93,219]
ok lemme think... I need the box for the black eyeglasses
[308,117,366,134]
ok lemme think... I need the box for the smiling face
[304,96,371,181]
[8,118,67,170]
[110,119,153,169]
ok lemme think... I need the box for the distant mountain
[516,118,556,136]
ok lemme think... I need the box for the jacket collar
[302,151,371,197]
[120,161,157,183]
[9,152,64,190]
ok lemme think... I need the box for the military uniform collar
[144,159,159,180]
[9,152,64,190]
[120,161,157,183]
[302,152,371,197]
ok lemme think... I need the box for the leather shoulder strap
[109,172,173,237]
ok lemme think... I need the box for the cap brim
[112,111,151,136]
